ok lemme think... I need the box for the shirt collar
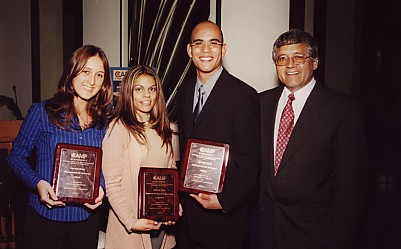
[195,66,223,95]
[283,77,316,102]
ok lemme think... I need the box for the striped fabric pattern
[7,101,106,222]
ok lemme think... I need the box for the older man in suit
[176,20,260,249]
[258,29,369,249]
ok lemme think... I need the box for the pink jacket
[102,120,179,249]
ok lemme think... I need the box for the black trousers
[23,206,100,249]
[185,240,244,249]
[176,232,245,249]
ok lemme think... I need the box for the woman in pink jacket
[102,65,179,249]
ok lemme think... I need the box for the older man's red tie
[274,93,295,176]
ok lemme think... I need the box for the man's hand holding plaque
[180,139,230,194]
[52,143,102,204]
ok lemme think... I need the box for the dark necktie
[274,93,295,176]
[193,85,205,122]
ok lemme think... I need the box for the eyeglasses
[189,40,224,49]
[275,54,310,66]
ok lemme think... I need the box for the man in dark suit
[176,20,260,249]
[258,29,369,249]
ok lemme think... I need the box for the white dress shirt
[273,78,316,160]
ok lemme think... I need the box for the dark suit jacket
[177,68,261,247]
[258,82,369,249]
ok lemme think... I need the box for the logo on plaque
[180,139,229,194]
[138,167,179,221]
[52,143,102,204]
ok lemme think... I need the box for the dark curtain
[128,0,210,121]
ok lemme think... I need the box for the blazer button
[276,202,280,206]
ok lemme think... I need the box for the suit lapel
[192,69,228,129]
[277,83,327,174]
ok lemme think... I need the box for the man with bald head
[176,21,261,249]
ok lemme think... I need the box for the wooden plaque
[138,167,179,221]
[180,139,229,194]
[52,143,102,204]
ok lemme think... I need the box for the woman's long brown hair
[109,65,173,151]
[45,45,113,130]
